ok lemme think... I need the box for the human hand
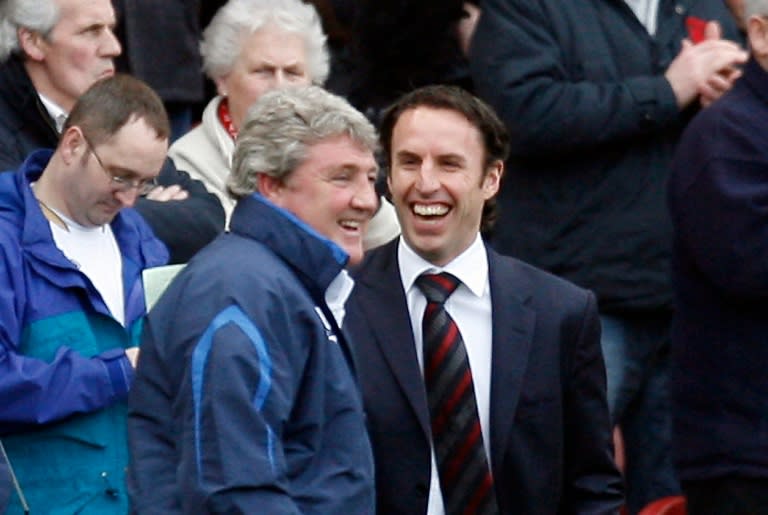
[699,66,742,107]
[665,23,747,109]
[144,184,189,201]
[698,21,743,107]
[125,347,140,368]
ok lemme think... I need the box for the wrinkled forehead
[54,0,116,27]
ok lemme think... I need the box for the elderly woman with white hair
[170,0,399,248]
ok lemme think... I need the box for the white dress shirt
[38,93,68,133]
[325,269,355,327]
[624,0,660,35]
[397,235,493,515]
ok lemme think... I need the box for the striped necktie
[416,272,499,515]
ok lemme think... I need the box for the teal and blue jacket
[0,150,168,514]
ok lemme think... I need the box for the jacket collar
[228,193,349,300]
[2,149,168,323]
[0,55,58,144]
[742,57,768,106]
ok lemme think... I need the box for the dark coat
[0,55,224,263]
[470,0,741,313]
[113,0,204,104]
[346,239,624,514]
[668,58,768,482]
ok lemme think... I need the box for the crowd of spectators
[0,0,765,513]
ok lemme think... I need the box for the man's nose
[102,28,122,57]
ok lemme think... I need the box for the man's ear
[17,27,47,62]
[256,173,283,204]
[58,127,86,165]
[748,15,768,59]
[482,160,503,200]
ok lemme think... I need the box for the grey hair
[0,0,59,62]
[200,0,329,85]
[744,0,768,18]
[228,85,378,200]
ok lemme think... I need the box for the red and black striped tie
[416,272,499,515]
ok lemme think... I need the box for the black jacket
[0,56,224,263]
[470,0,741,313]
[113,0,204,104]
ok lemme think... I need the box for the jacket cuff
[625,75,680,129]
[101,348,134,400]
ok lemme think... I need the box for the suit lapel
[356,240,432,439]
[487,249,536,467]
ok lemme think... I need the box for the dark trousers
[684,478,768,515]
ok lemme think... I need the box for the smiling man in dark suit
[345,85,624,515]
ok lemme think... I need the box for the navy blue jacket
[668,58,768,481]
[470,0,740,313]
[128,194,375,514]
[0,55,224,264]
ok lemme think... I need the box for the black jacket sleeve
[469,0,680,157]
[135,159,224,264]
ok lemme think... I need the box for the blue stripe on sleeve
[191,305,274,479]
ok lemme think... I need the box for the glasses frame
[82,133,158,196]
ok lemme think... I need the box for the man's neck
[23,60,75,113]
[32,161,72,228]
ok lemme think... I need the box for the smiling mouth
[413,203,449,217]
[340,219,363,232]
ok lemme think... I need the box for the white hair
[0,0,59,62]
[200,0,329,85]
[744,0,768,18]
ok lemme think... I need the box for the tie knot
[415,272,461,304]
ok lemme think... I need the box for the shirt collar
[325,268,355,327]
[38,93,68,133]
[398,234,488,298]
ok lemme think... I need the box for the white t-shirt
[49,211,125,326]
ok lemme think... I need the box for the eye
[397,156,420,169]
[441,159,463,171]
[252,66,273,76]
[331,171,352,183]
[82,24,104,37]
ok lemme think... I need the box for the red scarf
[218,98,238,140]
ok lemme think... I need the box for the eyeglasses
[83,135,158,195]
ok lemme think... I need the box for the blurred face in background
[23,0,121,111]
[215,23,311,131]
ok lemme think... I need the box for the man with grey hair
[127,85,378,514]
[668,1,768,511]
[0,0,224,264]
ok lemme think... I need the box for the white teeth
[340,220,361,230]
[414,204,449,216]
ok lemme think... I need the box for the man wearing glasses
[0,74,169,514]
[0,0,224,264]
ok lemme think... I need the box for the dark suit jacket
[346,239,624,514]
